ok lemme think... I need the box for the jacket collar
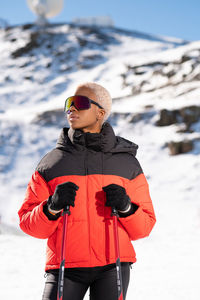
[56,122,138,155]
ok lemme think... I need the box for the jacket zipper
[102,151,108,264]
[84,149,91,265]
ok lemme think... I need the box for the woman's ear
[97,109,106,121]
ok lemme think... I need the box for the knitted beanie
[74,82,112,121]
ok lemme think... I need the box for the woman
[18,82,156,300]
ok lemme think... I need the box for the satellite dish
[27,0,63,25]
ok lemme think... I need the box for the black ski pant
[42,263,131,300]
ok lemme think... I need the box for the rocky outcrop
[31,109,66,127]
[121,47,200,96]
[156,106,200,154]
[156,105,200,131]
[11,32,39,58]
[167,140,193,155]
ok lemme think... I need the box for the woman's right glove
[48,181,79,213]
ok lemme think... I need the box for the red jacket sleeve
[119,173,156,241]
[18,171,60,239]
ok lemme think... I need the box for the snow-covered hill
[0,23,200,300]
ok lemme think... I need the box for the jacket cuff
[43,203,61,221]
[118,203,139,218]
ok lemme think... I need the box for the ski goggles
[64,95,103,113]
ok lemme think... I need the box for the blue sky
[0,0,200,41]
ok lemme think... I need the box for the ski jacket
[18,122,156,271]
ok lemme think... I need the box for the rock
[11,32,39,58]
[22,24,34,30]
[24,76,32,80]
[110,110,156,125]
[179,55,191,63]
[77,54,104,69]
[166,70,176,78]
[31,109,66,127]
[156,109,178,126]
[129,111,156,123]
[180,106,200,127]
[131,86,141,95]
[168,140,193,155]
[76,37,88,47]
[156,106,200,128]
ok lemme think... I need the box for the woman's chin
[69,123,83,130]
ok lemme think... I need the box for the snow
[0,23,200,299]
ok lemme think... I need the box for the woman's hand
[103,184,131,212]
[48,181,79,213]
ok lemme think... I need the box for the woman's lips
[68,114,79,121]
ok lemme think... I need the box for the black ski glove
[103,183,139,217]
[48,181,79,212]
[103,184,131,211]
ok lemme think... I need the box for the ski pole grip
[63,205,71,215]
[111,207,119,217]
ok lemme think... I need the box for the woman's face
[67,89,105,133]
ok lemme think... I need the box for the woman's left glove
[103,184,131,212]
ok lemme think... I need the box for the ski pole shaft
[57,206,70,300]
[112,207,124,300]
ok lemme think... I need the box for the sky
[0,0,200,41]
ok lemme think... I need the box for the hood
[112,136,138,156]
[56,122,138,156]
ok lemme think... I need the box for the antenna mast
[34,0,47,26]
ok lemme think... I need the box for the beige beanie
[74,82,112,122]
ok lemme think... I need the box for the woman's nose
[67,105,78,114]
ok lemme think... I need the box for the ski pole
[57,205,70,300]
[112,207,124,300]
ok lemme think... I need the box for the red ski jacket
[18,123,156,271]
